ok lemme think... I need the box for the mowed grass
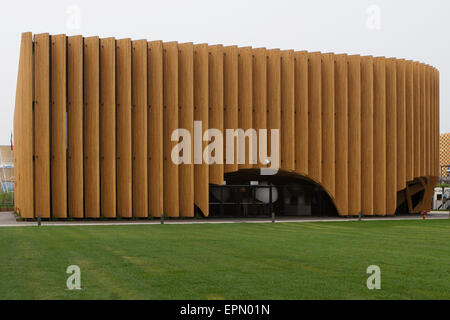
[0,219,449,299]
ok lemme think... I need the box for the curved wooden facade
[14,32,440,218]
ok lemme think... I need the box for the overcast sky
[1,0,447,145]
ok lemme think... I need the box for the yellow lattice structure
[439,133,450,177]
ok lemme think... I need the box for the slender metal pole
[161,213,164,224]
[221,186,224,217]
[270,185,274,223]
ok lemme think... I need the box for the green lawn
[0,219,449,299]
[0,192,13,209]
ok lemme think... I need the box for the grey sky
[1,0,447,145]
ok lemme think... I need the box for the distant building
[439,133,450,179]
[0,146,14,192]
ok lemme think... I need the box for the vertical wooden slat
[430,68,433,177]
[238,47,253,170]
[434,68,438,177]
[208,45,224,183]
[163,41,179,217]
[34,33,51,218]
[223,46,239,173]
[405,60,414,183]
[100,37,116,218]
[436,69,440,177]
[373,57,387,215]
[433,68,436,177]
[14,32,34,218]
[280,50,295,171]
[361,56,374,215]
[50,34,67,218]
[308,52,322,183]
[294,51,308,176]
[430,68,434,177]
[385,58,397,215]
[252,48,267,169]
[432,68,436,176]
[433,67,437,177]
[267,49,281,173]
[425,65,431,177]
[347,55,361,215]
[429,66,432,178]
[396,59,406,191]
[178,42,194,217]
[437,70,440,177]
[147,41,164,218]
[132,40,148,218]
[321,53,335,196]
[193,44,209,216]
[413,62,421,178]
[83,36,100,218]
[67,36,84,218]
[116,38,133,218]
[334,54,348,215]
[420,63,425,177]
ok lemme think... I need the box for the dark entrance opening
[395,179,427,215]
[208,169,338,218]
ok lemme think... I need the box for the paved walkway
[0,211,448,227]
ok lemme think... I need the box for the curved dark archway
[208,169,339,218]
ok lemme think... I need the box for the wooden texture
[280,50,295,171]
[50,34,67,218]
[432,68,436,176]
[385,58,397,215]
[436,69,440,177]
[14,32,34,218]
[413,62,421,178]
[430,68,434,177]
[163,42,179,217]
[148,41,164,218]
[373,57,387,215]
[321,53,335,196]
[67,35,84,218]
[132,40,148,217]
[437,70,440,177]
[252,48,267,169]
[405,60,414,183]
[294,51,308,176]
[267,49,281,173]
[34,33,51,218]
[15,33,441,219]
[347,55,361,215]
[178,43,194,217]
[420,63,425,177]
[223,46,238,173]
[193,44,209,216]
[83,36,100,218]
[208,45,224,183]
[361,56,374,215]
[431,68,436,176]
[425,65,431,177]
[307,52,322,183]
[396,59,406,191]
[116,38,133,218]
[238,47,253,170]
[100,37,116,218]
[334,54,348,215]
